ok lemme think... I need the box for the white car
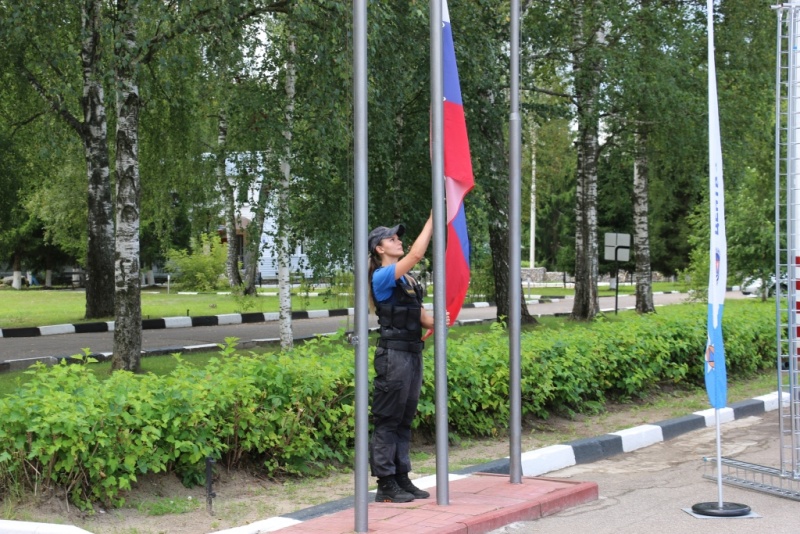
[741,274,788,297]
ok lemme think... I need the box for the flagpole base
[691,502,751,517]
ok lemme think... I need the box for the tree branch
[140,1,292,65]
[20,66,83,135]
[10,111,48,137]
[522,84,572,100]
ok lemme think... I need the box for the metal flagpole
[431,0,449,505]
[508,0,522,484]
[691,0,750,516]
[352,0,369,530]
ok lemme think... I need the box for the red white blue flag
[705,0,727,409]
[442,0,474,325]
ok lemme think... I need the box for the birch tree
[2,0,115,318]
[110,0,291,370]
[632,131,654,312]
[217,110,244,288]
[570,1,603,321]
[110,0,142,370]
[276,36,296,349]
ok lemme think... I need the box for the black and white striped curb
[0,292,686,338]
[0,298,541,339]
[472,392,781,476]
[0,309,355,339]
[204,390,783,534]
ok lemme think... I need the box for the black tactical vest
[375,275,424,341]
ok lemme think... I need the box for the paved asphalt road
[0,291,731,363]
[488,414,798,534]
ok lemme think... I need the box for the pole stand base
[691,502,751,517]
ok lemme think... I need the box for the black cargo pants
[368,345,423,478]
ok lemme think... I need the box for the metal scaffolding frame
[774,3,800,481]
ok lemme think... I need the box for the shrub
[0,301,776,509]
[164,233,228,291]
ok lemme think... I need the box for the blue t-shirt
[372,265,400,303]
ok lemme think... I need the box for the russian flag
[705,0,727,409]
[442,0,474,325]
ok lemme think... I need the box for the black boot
[395,472,430,499]
[375,475,415,503]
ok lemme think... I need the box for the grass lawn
[0,306,777,404]
[518,280,685,298]
[0,281,686,330]
[0,287,356,329]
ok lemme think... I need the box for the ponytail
[368,252,382,312]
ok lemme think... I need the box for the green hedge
[418,301,775,435]
[0,300,775,509]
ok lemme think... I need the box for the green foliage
[725,167,775,295]
[230,285,258,313]
[0,302,775,510]
[467,253,496,302]
[0,335,356,510]
[24,158,87,265]
[679,201,710,300]
[417,301,774,430]
[164,233,228,291]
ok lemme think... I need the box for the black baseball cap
[368,224,405,254]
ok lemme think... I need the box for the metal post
[353,0,369,530]
[614,247,621,315]
[774,3,788,478]
[205,456,216,515]
[508,0,522,484]
[788,4,800,478]
[431,0,449,505]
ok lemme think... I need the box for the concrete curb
[0,295,588,372]
[208,390,784,533]
[0,291,687,339]
[0,521,95,534]
[0,301,507,339]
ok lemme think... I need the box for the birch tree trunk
[570,2,601,321]
[111,0,142,372]
[11,253,22,290]
[81,0,115,319]
[243,177,269,295]
[278,39,296,350]
[218,110,243,288]
[633,129,655,313]
[24,0,114,314]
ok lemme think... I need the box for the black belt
[377,339,424,352]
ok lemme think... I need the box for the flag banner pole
[692,409,752,517]
[691,0,750,517]
[715,409,724,506]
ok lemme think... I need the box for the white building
[224,157,313,281]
